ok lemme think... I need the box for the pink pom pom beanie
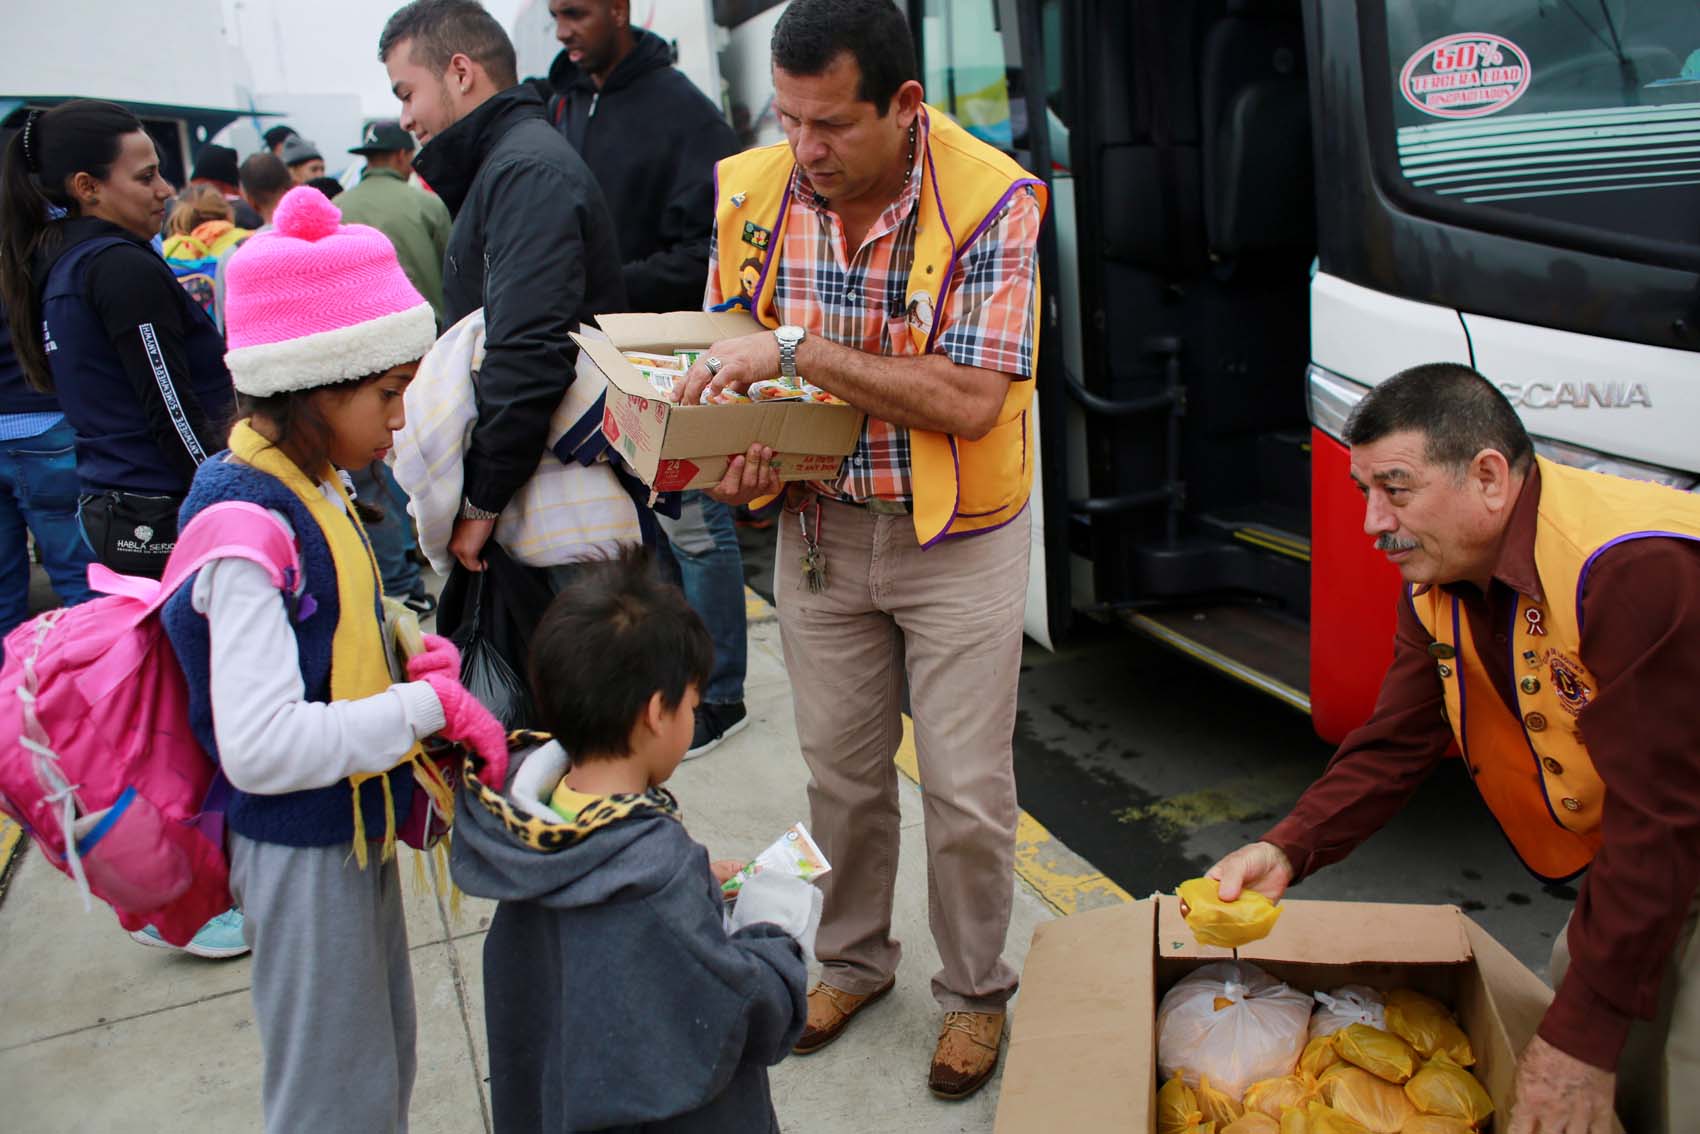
[223,185,436,397]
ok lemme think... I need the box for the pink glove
[407,633,461,680]
[419,673,510,788]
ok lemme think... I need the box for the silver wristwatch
[459,496,499,521]
[775,324,806,381]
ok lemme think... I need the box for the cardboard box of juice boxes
[993,896,1626,1133]
[571,311,864,493]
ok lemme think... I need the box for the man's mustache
[1376,533,1420,552]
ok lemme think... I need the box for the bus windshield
[1380,1,1700,248]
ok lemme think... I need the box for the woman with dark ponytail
[1,100,245,961]
[0,100,235,582]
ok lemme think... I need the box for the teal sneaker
[129,909,250,959]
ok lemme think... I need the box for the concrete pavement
[0,594,1118,1133]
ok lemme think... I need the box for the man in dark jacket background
[547,1,753,756]
[546,2,737,312]
[380,0,628,579]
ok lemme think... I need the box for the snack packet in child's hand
[721,822,831,896]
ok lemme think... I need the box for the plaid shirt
[706,117,1041,502]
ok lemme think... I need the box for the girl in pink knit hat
[160,185,508,1132]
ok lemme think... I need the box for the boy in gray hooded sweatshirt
[450,549,810,1133]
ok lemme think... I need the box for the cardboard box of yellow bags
[571,311,864,493]
[994,896,1626,1133]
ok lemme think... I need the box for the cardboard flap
[572,333,655,399]
[996,901,1158,1134]
[1157,896,1473,965]
[663,401,864,457]
[594,310,763,351]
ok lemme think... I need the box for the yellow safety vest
[1411,456,1700,879]
[712,107,1047,546]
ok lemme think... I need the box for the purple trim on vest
[1576,530,1700,636]
[920,435,964,549]
[753,180,794,324]
[921,145,959,354]
[924,499,1031,547]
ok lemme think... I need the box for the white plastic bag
[727,869,823,961]
[1157,960,1313,1097]
[1310,985,1386,1039]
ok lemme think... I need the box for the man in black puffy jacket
[380,0,629,576]
[546,3,754,757]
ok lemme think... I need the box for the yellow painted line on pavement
[894,716,1132,917]
[0,816,23,880]
[1115,770,1311,839]
[745,585,776,625]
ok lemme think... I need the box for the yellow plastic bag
[1320,1065,1419,1134]
[1198,1074,1244,1127]
[1301,1033,1343,1077]
[1244,1073,1322,1119]
[1336,1024,1419,1084]
[1159,1073,1211,1134]
[1384,990,1475,1067]
[1280,1108,1312,1134]
[1223,1114,1282,1134]
[1178,876,1283,948]
[1400,1117,1475,1134]
[1307,1101,1373,1134]
[1402,1056,1492,1127]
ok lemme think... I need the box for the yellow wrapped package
[1223,1114,1282,1134]
[1403,1056,1492,1127]
[1198,1074,1244,1127]
[1384,990,1475,1067]
[1336,1024,1419,1084]
[1177,877,1283,948]
[1306,1101,1373,1134]
[1400,1117,1474,1134]
[1244,1073,1321,1119]
[1159,1073,1212,1134]
[1301,1033,1343,1076]
[1320,1065,1418,1134]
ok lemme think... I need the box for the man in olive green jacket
[334,120,452,323]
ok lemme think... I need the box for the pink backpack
[0,502,301,945]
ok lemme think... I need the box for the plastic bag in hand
[1157,1073,1211,1134]
[1319,1065,1417,1133]
[1157,960,1313,1097]
[1177,876,1283,948]
[1311,986,1385,1038]
[1402,1056,1492,1127]
[1300,1033,1343,1076]
[1335,1023,1418,1084]
[726,869,823,960]
[1244,1073,1321,1119]
[1384,990,1475,1067]
[1223,1114,1281,1134]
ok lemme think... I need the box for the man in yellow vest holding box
[1209,364,1700,1134]
[676,0,1044,1100]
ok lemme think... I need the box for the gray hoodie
[450,749,807,1133]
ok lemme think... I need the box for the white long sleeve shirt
[189,483,445,796]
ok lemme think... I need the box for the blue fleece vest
[41,236,233,494]
[162,455,413,846]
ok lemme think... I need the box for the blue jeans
[350,463,422,598]
[0,421,96,636]
[659,491,746,704]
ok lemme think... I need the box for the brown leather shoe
[928,1010,1005,1100]
[792,977,896,1055]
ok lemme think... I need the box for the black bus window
[1380,1,1700,247]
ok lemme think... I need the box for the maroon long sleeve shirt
[1264,465,1700,1068]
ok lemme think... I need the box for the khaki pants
[775,499,1030,1012]
[1550,892,1700,1134]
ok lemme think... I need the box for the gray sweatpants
[228,833,417,1134]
